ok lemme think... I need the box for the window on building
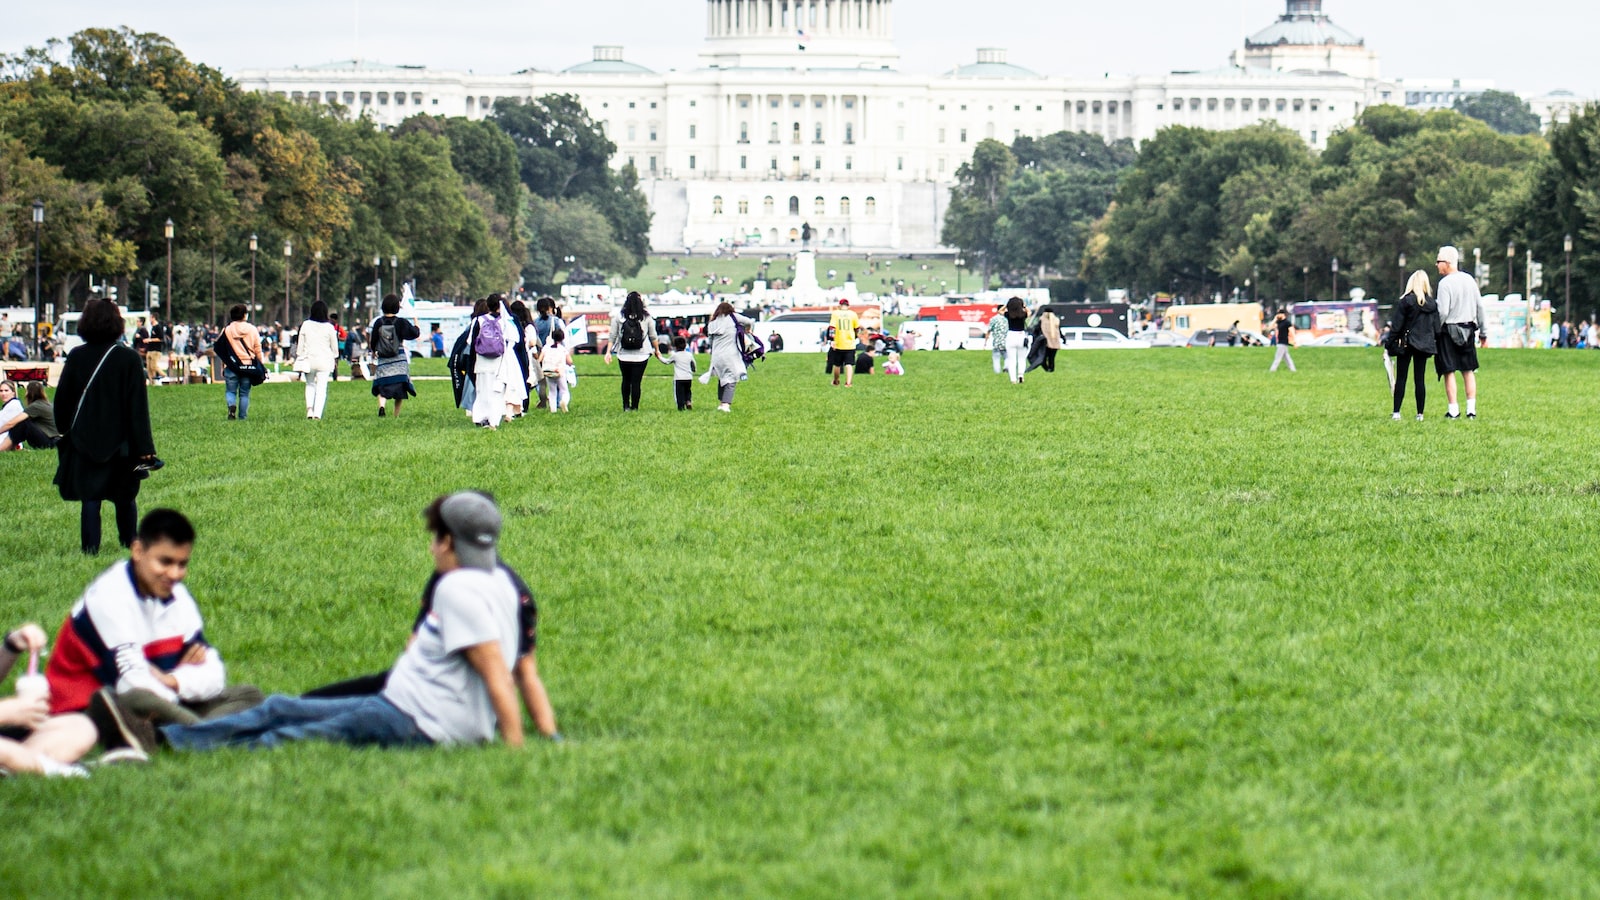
[377,92,389,105]
[770,122,779,143]
[738,198,749,214]
[788,196,800,215]
[770,157,778,170]
[959,104,967,111]
[1276,98,1287,111]
[649,101,657,109]
[792,122,801,143]
[1109,101,1119,113]
[1190,98,1201,111]
[712,195,723,214]
[1036,105,1043,111]
[770,97,780,108]
[689,100,697,107]
[844,156,853,170]
[844,98,855,109]
[1310,130,1318,143]
[814,157,822,170]
[629,101,636,109]
[960,128,968,142]
[739,97,750,108]
[792,97,801,108]
[627,125,637,141]
[1242,98,1252,111]
[763,196,775,214]
[815,196,826,214]
[648,156,657,172]
[896,157,903,171]
[814,98,824,108]
[938,128,946,143]
[865,197,876,215]
[1076,101,1086,113]
[740,155,748,170]
[844,123,854,144]
[1014,105,1021,111]
[815,123,823,142]
[431,98,439,106]
[1224,98,1235,110]
[689,124,697,139]
[344,92,356,104]
[689,155,697,170]
[395,94,405,106]
[649,125,658,141]
[740,122,749,142]
[840,197,851,215]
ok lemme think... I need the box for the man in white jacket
[45,509,263,742]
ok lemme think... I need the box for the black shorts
[0,724,31,741]
[1434,328,1480,375]
[827,347,855,369]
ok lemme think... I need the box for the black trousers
[302,671,390,698]
[1392,350,1429,415]
[1043,348,1058,372]
[618,359,648,409]
[675,379,692,409]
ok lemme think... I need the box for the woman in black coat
[53,298,158,554]
[1385,270,1442,421]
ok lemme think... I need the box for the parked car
[1304,332,1378,347]
[1058,327,1149,349]
[1131,329,1188,347]
[1186,328,1267,347]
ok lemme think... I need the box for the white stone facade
[236,0,1406,253]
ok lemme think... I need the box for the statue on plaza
[801,222,812,247]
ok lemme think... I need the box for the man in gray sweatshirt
[1434,246,1485,419]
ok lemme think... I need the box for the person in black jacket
[1386,270,1441,421]
[52,299,159,554]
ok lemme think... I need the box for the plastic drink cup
[15,650,47,702]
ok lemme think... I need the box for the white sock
[1448,402,1460,416]
[1466,399,1476,415]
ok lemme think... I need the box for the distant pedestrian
[1433,245,1484,419]
[987,305,1007,375]
[370,294,421,418]
[293,301,340,420]
[604,291,655,410]
[1269,312,1296,373]
[664,335,696,410]
[1385,270,1440,421]
[1227,320,1240,347]
[705,302,754,412]
[470,294,520,428]
[537,328,572,414]
[1003,297,1029,384]
[828,299,860,387]
[218,305,264,419]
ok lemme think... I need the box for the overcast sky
[6,0,1593,96]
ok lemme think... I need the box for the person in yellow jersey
[828,299,860,387]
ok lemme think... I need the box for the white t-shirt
[670,349,696,380]
[382,566,519,745]
[0,397,22,442]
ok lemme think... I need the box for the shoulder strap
[68,345,118,433]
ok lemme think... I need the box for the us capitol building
[233,0,1566,253]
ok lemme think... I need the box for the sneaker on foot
[717,403,731,412]
[1416,414,1424,422]
[1445,413,1460,419]
[86,688,155,755]
[1391,413,1402,420]
[1467,412,1476,419]
[227,406,237,420]
[38,757,90,778]
[378,406,386,417]
[92,747,150,768]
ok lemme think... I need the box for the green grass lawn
[611,253,982,297]
[4,347,1599,896]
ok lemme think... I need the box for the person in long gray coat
[704,302,755,413]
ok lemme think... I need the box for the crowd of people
[0,495,559,778]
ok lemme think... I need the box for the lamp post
[1302,265,1309,301]
[955,255,965,293]
[1331,257,1339,301]
[390,254,398,298]
[1507,241,1515,297]
[1251,266,1259,303]
[314,250,323,307]
[283,239,293,329]
[1564,234,1573,325]
[1398,253,1406,292]
[1473,247,1482,288]
[249,233,258,319]
[31,201,43,358]
[163,218,174,324]
[372,254,381,304]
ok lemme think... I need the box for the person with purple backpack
[702,301,757,413]
[470,294,523,429]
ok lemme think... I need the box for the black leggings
[618,359,648,410]
[1392,350,1429,415]
[82,496,137,555]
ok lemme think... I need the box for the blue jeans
[223,369,253,418]
[161,693,430,751]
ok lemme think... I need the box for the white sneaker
[1416,414,1424,422]
[1391,412,1401,420]
[93,747,150,768]
[717,403,731,412]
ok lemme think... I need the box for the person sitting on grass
[94,492,536,754]
[47,509,265,739]
[0,623,98,777]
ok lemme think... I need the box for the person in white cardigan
[292,301,341,420]
[471,294,525,429]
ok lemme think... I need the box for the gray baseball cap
[436,492,501,570]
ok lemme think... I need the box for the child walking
[538,329,572,413]
[662,335,696,410]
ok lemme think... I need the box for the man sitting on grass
[47,509,265,736]
[96,492,530,753]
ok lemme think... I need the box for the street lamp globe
[32,200,44,226]
[1565,234,1574,255]
[249,233,258,252]
[164,218,174,240]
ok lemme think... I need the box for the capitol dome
[945,48,1039,80]
[1234,0,1380,79]
[564,46,654,75]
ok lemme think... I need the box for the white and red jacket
[45,561,226,714]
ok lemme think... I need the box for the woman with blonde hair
[1385,269,1441,420]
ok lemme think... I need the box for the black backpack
[619,316,645,351]
[374,318,400,358]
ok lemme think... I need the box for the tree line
[0,28,651,324]
[945,101,1600,316]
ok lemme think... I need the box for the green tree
[942,139,1017,289]
[1454,90,1543,136]
[1494,103,1600,318]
